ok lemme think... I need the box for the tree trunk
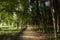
[57,15,59,32]
[36,0,40,25]
[50,0,57,39]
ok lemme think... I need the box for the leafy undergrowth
[32,25,60,40]
[32,25,44,33]
[46,37,60,40]
[0,31,20,40]
[0,27,22,31]
[0,27,26,40]
[32,25,54,33]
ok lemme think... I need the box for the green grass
[0,27,22,31]
[0,26,26,40]
[0,27,21,35]
[0,31,20,35]
[32,25,54,33]
[32,25,60,40]
[46,37,60,40]
[0,31,20,40]
[0,26,26,35]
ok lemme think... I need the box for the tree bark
[50,0,57,39]
[57,15,59,32]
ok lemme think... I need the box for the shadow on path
[19,26,46,40]
[11,28,26,40]
[0,26,46,40]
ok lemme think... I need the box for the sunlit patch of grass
[0,26,26,40]
[0,31,19,35]
[0,26,21,31]
[0,26,21,35]
[0,26,26,35]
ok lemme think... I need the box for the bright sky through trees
[45,1,50,6]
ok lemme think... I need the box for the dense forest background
[0,0,60,40]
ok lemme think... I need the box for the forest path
[19,25,46,40]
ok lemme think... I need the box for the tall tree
[50,0,57,39]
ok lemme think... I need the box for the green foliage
[0,0,53,33]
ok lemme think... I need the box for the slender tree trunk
[59,15,60,33]
[43,1,47,33]
[50,0,57,39]
[36,0,40,25]
[51,8,57,39]
[57,15,59,32]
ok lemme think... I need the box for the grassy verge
[32,25,60,40]
[0,26,26,40]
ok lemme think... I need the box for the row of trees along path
[18,25,46,40]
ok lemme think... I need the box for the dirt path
[19,26,46,40]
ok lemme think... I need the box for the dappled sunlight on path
[19,26,46,40]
